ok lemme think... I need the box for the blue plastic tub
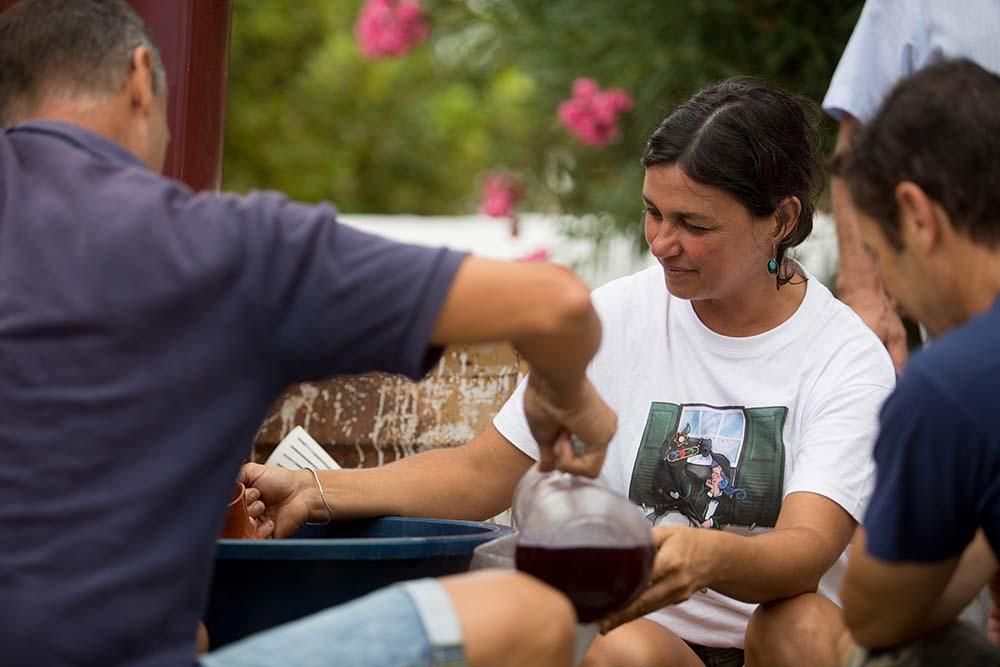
[204,516,512,647]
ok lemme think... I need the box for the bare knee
[581,633,654,667]
[581,619,700,667]
[579,633,627,667]
[507,572,577,665]
[746,593,850,667]
[442,571,576,667]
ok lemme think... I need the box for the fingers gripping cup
[220,482,257,540]
[512,467,655,623]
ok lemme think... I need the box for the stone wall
[253,343,522,467]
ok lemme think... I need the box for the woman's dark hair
[0,0,165,126]
[641,77,823,287]
[831,59,1000,250]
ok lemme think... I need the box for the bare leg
[580,618,705,667]
[745,593,855,667]
[441,571,577,667]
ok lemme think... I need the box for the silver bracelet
[303,466,334,526]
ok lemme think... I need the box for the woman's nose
[649,223,682,258]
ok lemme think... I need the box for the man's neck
[17,97,129,152]
[949,240,1000,323]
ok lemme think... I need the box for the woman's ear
[773,196,802,243]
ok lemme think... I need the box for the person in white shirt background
[824,0,1000,371]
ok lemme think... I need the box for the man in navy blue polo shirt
[0,1,616,666]
[834,60,1000,666]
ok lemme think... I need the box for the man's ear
[125,46,156,116]
[895,182,942,255]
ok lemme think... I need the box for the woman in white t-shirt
[242,77,895,667]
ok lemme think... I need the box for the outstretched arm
[244,256,617,537]
[243,425,534,536]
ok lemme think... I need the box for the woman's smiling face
[643,164,777,305]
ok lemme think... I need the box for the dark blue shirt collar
[6,120,148,170]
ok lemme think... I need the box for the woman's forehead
[642,165,744,215]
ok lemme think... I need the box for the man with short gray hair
[0,1,617,666]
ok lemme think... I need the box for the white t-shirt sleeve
[492,375,540,460]
[823,0,921,123]
[784,340,895,522]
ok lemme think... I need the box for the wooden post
[127,0,233,191]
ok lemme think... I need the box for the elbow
[545,267,597,339]
[841,585,908,650]
[835,114,860,153]
[844,614,904,651]
[510,264,600,366]
[841,595,874,648]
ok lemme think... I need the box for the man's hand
[841,287,908,372]
[523,375,616,478]
[600,526,712,633]
[239,462,313,538]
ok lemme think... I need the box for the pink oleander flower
[480,173,521,218]
[355,0,429,59]
[557,77,634,148]
[518,248,551,262]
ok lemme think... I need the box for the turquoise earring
[766,257,779,274]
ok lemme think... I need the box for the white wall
[339,212,838,289]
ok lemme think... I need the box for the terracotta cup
[220,482,257,539]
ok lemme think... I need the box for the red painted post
[127,0,233,191]
[0,0,233,191]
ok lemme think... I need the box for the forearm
[703,527,840,603]
[513,291,601,404]
[841,530,961,649]
[430,257,601,405]
[308,429,532,522]
[831,178,881,295]
[832,191,879,296]
[831,116,880,296]
[921,532,998,633]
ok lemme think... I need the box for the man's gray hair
[0,0,167,126]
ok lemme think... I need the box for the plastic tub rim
[216,516,513,561]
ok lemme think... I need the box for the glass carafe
[512,467,655,623]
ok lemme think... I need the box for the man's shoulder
[878,304,1000,458]
[904,303,1000,401]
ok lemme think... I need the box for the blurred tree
[224,0,545,213]
[224,0,863,245]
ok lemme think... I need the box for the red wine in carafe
[515,544,655,623]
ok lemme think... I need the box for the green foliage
[224,0,543,212]
[224,0,863,243]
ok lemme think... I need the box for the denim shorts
[199,578,466,667]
